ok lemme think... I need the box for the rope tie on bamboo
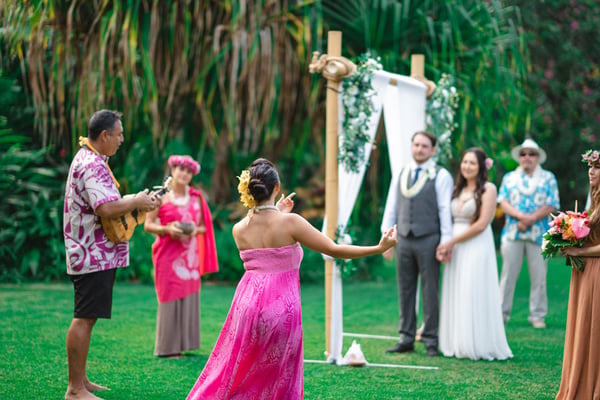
[79,136,120,189]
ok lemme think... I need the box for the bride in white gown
[436,148,512,361]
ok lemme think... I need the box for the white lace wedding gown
[439,184,513,360]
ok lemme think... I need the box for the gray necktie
[411,167,422,186]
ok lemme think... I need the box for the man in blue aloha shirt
[498,138,560,329]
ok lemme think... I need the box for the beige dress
[556,243,600,399]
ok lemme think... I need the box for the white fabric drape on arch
[322,70,427,364]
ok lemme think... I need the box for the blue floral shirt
[497,166,560,245]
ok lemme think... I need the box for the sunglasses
[519,151,538,157]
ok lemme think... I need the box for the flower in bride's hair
[485,157,494,170]
[237,170,257,208]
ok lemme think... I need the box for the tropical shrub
[0,116,67,282]
[512,0,600,207]
[0,0,324,206]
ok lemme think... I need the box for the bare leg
[65,318,103,400]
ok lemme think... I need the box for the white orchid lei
[339,52,383,173]
[426,73,459,164]
[399,164,438,198]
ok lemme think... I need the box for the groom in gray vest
[381,131,453,356]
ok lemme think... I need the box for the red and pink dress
[151,187,218,356]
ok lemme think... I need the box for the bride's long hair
[452,148,489,223]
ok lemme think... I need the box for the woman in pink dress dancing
[187,158,397,400]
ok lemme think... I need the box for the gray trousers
[499,239,548,323]
[396,233,440,348]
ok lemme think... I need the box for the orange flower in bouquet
[542,210,590,271]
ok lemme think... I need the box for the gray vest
[396,166,441,238]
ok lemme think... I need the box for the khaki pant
[499,239,547,323]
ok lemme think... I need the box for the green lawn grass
[0,257,571,399]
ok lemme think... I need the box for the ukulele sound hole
[120,215,129,230]
[131,209,140,223]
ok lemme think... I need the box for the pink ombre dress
[187,242,304,400]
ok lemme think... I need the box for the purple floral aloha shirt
[63,148,129,275]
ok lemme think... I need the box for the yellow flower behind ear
[237,170,257,208]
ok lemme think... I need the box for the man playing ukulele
[63,109,160,400]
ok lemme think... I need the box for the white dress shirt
[381,158,454,244]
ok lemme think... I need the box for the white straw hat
[511,138,547,163]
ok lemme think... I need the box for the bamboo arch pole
[411,54,425,80]
[309,31,356,358]
[323,32,340,358]
[388,54,436,96]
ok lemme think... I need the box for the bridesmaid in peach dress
[187,158,397,400]
[556,150,600,399]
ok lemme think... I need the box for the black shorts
[70,269,117,319]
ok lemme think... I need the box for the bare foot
[65,386,103,400]
[85,380,109,392]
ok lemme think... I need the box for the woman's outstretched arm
[287,213,397,259]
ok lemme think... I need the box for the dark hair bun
[248,158,280,203]
[249,178,270,202]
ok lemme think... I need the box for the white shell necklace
[246,204,279,225]
[254,205,279,212]
[170,188,190,207]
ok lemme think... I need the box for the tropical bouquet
[541,209,590,271]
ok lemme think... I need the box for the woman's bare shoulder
[484,181,497,193]
[232,217,249,234]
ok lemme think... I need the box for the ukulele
[101,177,172,243]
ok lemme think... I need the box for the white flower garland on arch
[426,73,459,164]
[339,52,382,173]
[341,57,459,171]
